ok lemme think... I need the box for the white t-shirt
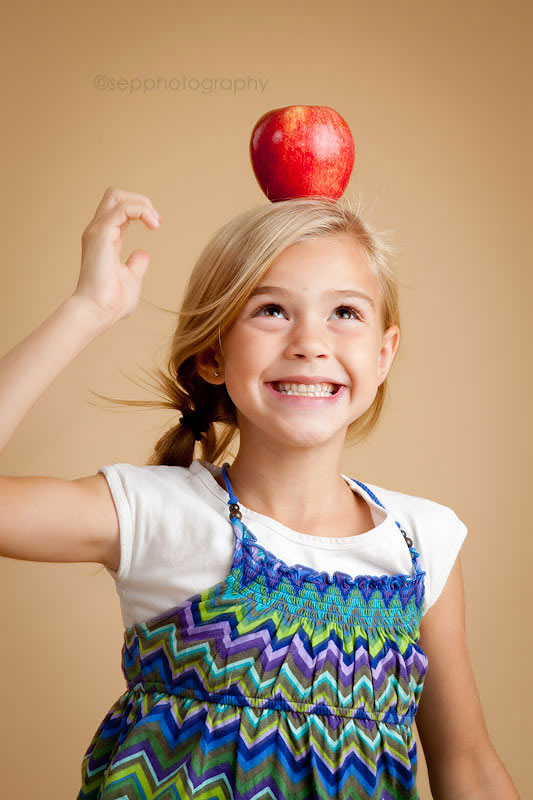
[98,458,468,630]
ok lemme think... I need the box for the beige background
[0,0,530,796]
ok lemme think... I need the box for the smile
[265,381,346,406]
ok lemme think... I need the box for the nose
[285,314,329,359]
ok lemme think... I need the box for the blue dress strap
[350,477,416,554]
[221,462,239,504]
[220,463,416,559]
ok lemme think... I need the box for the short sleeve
[98,464,134,584]
[423,510,468,614]
[94,460,206,630]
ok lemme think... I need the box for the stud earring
[214,371,220,377]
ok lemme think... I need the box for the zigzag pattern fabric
[77,468,428,799]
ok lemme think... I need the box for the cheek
[346,337,379,368]
[227,325,276,364]
[223,342,267,392]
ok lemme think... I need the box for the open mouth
[269,381,342,396]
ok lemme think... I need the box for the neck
[220,439,368,536]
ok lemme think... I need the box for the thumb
[125,250,150,281]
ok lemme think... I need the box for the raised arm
[0,186,161,456]
[0,187,162,568]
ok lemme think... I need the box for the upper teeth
[274,382,336,395]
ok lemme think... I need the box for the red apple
[249,105,355,202]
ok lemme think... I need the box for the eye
[253,303,363,321]
[254,303,285,318]
[334,305,363,320]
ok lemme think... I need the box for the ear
[377,325,401,385]
[194,346,225,386]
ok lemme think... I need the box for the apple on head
[249,105,355,202]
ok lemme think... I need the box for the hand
[73,186,162,323]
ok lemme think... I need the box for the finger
[98,201,160,239]
[84,202,159,248]
[96,186,158,215]
[126,249,151,281]
[93,187,160,223]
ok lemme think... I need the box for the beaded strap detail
[220,462,421,590]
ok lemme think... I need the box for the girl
[0,187,518,799]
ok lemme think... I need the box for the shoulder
[98,461,191,482]
[97,461,197,499]
[356,479,469,614]
[96,461,223,524]
[361,480,467,534]
[97,461,213,584]
[96,461,202,538]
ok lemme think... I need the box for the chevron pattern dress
[77,463,428,799]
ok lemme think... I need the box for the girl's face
[207,232,400,451]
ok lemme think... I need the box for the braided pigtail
[144,350,238,468]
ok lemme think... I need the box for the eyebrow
[248,285,375,310]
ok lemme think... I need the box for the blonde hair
[91,196,401,468]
